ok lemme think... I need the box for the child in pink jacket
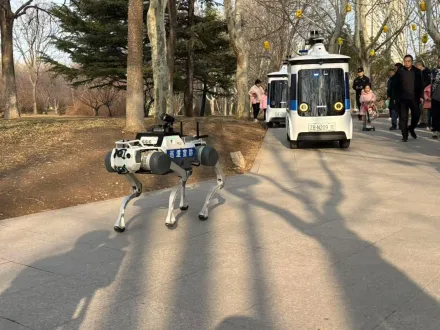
[359,84,377,123]
[424,84,432,131]
[260,89,268,121]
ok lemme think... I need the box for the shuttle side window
[269,80,288,108]
[297,69,345,117]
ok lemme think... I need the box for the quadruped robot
[105,113,225,231]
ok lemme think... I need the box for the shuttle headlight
[334,102,344,111]
[299,103,309,112]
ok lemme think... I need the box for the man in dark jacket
[393,55,424,142]
[353,67,370,120]
[387,63,403,130]
[415,60,431,128]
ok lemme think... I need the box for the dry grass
[0,116,265,219]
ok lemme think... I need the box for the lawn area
[0,116,265,220]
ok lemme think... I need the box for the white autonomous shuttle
[286,31,353,149]
[266,64,288,127]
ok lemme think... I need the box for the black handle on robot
[195,121,209,139]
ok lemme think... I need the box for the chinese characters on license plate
[308,123,336,132]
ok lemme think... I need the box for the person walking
[424,83,432,131]
[393,55,424,142]
[260,88,268,121]
[431,56,440,139]
[249,79,264,122]
[415,60,432,128]
[353,68,371,120]
[387,64,402,130]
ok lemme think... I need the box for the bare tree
[14,5,56,115]
[183,0,195,117]
[351,0,412,77]
[224,0,249,119]
[0,0,49,119]
[125,0,145,132]
[73,84,120,117]
[147,0,170,118]
[167,0,178,115]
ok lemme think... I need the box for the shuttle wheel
[290,141,299,149]
[339,139,350,148]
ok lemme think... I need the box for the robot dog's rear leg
[179,179,189,211]
[114,173,142,233]
[199,162,225,221]
[165,163,189,228]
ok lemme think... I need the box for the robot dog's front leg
[114,173,142,232]
[179,179,189,211]
[165,162,189,228]
[199,161,225,221]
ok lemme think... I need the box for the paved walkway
[1,119,440,330]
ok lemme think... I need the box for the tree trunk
[184,0,195,117]
[32,82,38,115]
[147,0,170,121]
[145,98,154,117]
[107,105,113,117]
[200,83,207,116]
[125,0,145,132]
[167,0,177,115]
[0,4,20,119]
[328,0,349,54]
[426,0,440,46]
[224,0,249,119]
[235,53,249,119]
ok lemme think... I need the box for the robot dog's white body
[105,114,225,231]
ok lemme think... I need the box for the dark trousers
[263,109,267,121]
[432,99,440,132]
[356,95,362,119]
[399,98,420,138]
[390,103,399,128]
[252,103,260,119]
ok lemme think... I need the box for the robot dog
[105,113,225,232]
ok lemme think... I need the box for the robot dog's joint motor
[105,113,225,231]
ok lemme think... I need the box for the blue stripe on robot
[167,148,196,159]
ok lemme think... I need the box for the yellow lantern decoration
[411,24,417,31]
[420,1,426,11]
[422,34,429,44]
[337,37,343,46]
[264,41,270,50]
[370,49,375,57]
[296,9,303,18]
[383,25,389,33]
[346,4,352,13]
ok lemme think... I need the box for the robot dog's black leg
[165,163,189,227]
[114,173,142,233]
[198,162,225,221]
[179,178,189,211]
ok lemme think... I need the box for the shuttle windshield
[269,80,288,108]
[297,68,345,117]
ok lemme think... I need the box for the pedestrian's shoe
[389,126,397,130]
[253,119,258,123]
[401,137,408,142]
[417,123,427,128]
[427,126,432,131]
[433,131,439,139]
[409,127,417,139]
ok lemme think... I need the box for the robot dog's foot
[198,214,208,221]
[114,225,126,233]
[165,213,177,228]
[180,205,189,211]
